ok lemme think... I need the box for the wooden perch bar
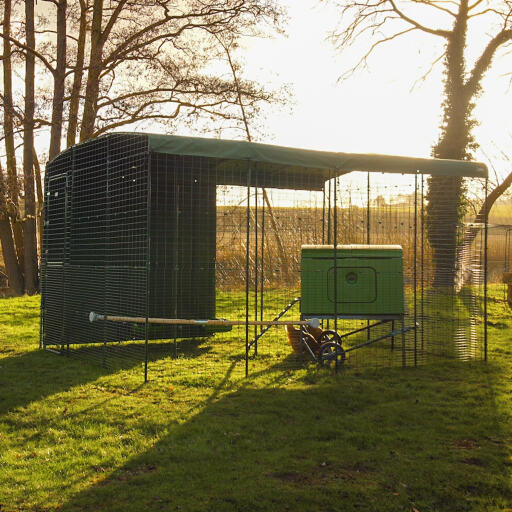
[89,312,319,328]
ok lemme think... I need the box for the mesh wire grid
[41,134,488,380]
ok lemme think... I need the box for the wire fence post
[367,172,371,341]
[254,181,258,354]
[484,177,488,362]
[259,187,265,343]
[333,172,339,373]
[144,148,152,383]
[421,174,425,353]
[413,173,418,367]
[245,163,252,377]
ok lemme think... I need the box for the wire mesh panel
[41,134,487,381]
[243,172,487,374]
[487,224,512,282]
[42,134,149,368]
[235,184,326,376]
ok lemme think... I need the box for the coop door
[42,174,67,345]
[45,174,67,262]
[327,265,377,303]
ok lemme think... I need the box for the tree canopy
[0,0,285,294]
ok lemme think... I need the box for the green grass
[1,290,512,511]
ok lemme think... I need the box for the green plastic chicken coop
[300,244,404,319]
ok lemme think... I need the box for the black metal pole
[144,150,152,383]
[322,182,326,244]
[327,179,332,330]
[254,183,258,350]
[321,182,326,331]
[173,184,180,359]
[413,173,418,367]
[367,172,371,341]
[245,165,252,377]
[421,175,425,352]
[366,172,370,243]
[260,188,265,340]
[333,173,338,373]
[484,177,488,362]
[327,178,332,245]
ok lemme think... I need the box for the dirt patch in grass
[451,439,479,450]
[268,471,313,485]
[462,457,486,466]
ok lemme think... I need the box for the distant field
[1,198,510,296]
[489,202,512,224]
[217,204,499,288]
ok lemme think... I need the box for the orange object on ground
[285,325,322,355]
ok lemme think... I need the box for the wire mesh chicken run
[41,133,489,381]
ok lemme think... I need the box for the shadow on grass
[56,361,512,512]
[62,337,214,369]
[0,349,108,416]
[0,337,214,416]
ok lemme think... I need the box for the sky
[223,0,512,183]
[27,0,512,187]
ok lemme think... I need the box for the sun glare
[236,0,511,181]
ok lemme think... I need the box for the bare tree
[214,32,291,280]
[0,167,23,295]
[328,0,512,286]
[76,0,284,141]
[0,0,285,295]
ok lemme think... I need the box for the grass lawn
[1,289,511,511]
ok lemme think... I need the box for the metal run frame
[89,168,488,380]
[241,169,488,376]
[47,146,489,381]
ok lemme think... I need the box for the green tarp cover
[147,133,488,178]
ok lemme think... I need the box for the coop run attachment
[41,133,488,381]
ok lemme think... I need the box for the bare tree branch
[465,28,512,95]
[388,0,451,35]
[0,32,55,75]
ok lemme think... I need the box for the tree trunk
[426,175,464,287]
[0,167,24,295]
[0,217,24,295]
[23,0,38,294]
[2,0,24,276]
[427,0,470,288]
[79,0,103,142]
[67,0,87,148]
[3,0,18,203]
[33,148,44,260]
[49,0,67,160]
